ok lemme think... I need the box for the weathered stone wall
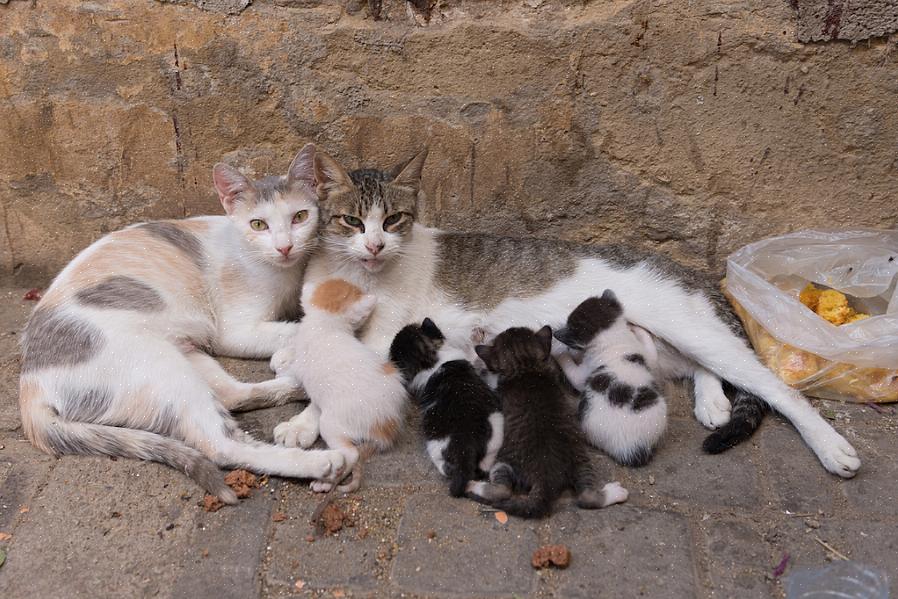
[1,0,896,284]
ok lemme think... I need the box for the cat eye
[249,219,268,231]
[342,215,363,229]
[292,210,309,224]
[383,213,404,229]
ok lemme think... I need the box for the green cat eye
[292,210,309,224]
[342,215,363,228]
[249,219,268,231]
[383,213,403,228]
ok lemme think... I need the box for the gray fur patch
[137,221,206,269]
[76,275,165,312]
[61,387,113,422]
[254,175,291,203]
[434,233,578,310]
[21,308,105,373]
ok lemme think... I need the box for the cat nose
[366,242,385,256]
[277,245,293,257]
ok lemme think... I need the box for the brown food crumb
[23,288,43,301]
[0,532,11,542]
[305,535,316,543]
[203,494,225,512]
[426,530,437,540]
[532,544,572,569]
[111,511,122,518]
[224,469,258,499]
[320,502,346,535]
[201,548,210,558]
[272,511,288,522]
[357,528,370,540]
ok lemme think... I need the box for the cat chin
[360,257,388,272]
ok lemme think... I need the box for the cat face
[554,290,624,350]
[213,144,320,268]
[312,150,428,273]
[475,325,554,377]
[389,317,445,380]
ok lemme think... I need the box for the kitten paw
[602,481,629,506]
[273,415,319,448]
[807,428,861,478]
[304,450,346,482]
[269,347,294,376]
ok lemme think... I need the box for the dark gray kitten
[468,326,628,519]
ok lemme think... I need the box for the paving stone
[0,456,207,598]
[392,492,539,596]
[0,437,54,532]
[701,517,776,599]
[265,485,407,593]
[837,429,898,518]
[633,418,762,510]
[756,418,839,514]
[550,505,697,599]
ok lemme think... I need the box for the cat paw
[310,480,334,493]
[807,428,860,478]
[304,450,346,482]
[694,398,732,430]
[273,416,318,448]
[602,481,629,506]
[269,347,294,375]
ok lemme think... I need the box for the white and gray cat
[276,149,860,479]
[18,144,346,502]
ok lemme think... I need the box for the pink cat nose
[277,245,293,257]
[366,242,385,256]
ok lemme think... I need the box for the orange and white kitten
[18,144,346,503]
[272,278,407,493]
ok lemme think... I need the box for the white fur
[481,412,504,473]
[273,280,408,492]
[425,437,450,476]
[300,224,860,478]
[602,481,629,506]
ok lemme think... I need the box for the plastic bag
[724,229,898,403]
[786,561,890,599]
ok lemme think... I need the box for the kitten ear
[474,344,495,371]
[212,163,254,215]
[421,317,444,340]
[552,327,582,350]
[313,151,354,201]
[535,325,554,357]
[601,289,619,303]
[390,148,429,192]
[286,143,317,190]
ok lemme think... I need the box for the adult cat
[274,150,860,478]
[18,144,345,502]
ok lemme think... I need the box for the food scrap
[772,552,790,578]
[531,544,572,569]
[272,511,287,522]
[318,502,347,536]
[22,288,43,301]
[494,511,508,525]
[799,284,870,325]
[0,532,11,542]
[224,469,258,499]
[203,494,225,512]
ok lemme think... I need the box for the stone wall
[1,0,896,284]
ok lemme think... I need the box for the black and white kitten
[469,325,628,519]
[389,318,503,497]
[554,291,668,467]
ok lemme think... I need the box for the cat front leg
[186,351,305,412]
[273,403,321,449]
[214,320,299,359]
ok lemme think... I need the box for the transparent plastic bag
[786,561,890,599]
[724,229,898,403]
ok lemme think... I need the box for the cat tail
[493,485,552,519]
[702,382,769,454]
[448,451,480,498]
[29,406,237,504]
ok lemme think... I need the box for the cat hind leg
[187,351,304,412]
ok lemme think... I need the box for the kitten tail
[492,485,552,519]
[41,417,237,504]
[702,384,769,454]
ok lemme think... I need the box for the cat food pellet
[203,494,225,512]
[272,512,287,522]
[224,469,258,499]
[531,544,572,569]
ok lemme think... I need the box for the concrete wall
[1,0,896,284]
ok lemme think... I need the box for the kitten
[273,278,407,493]
[468,326,628,519]
[18,144,347,503]
[553,291,669,466]
[389,318,503,497]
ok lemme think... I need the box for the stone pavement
[0,285,896,598]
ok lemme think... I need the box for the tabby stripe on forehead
[137,222,206,269]
[76,276,165,312]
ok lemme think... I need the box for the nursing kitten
[554,291,668,466]
[468,326,628,519]
[273,278,407,493]
[389,318,503,497]
[292,152,856,480]
[18,145,346,503]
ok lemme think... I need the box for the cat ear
[421,317,444,340]
[286,143,317,190]
[390,148,429,192]
[552,327,582,350]
[474,344,495,371]
[313,151,354,201]
[601,289,619,303]
[535,325,554,357]
[212,163,255,215]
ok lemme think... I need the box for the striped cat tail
[702,382,769,454]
